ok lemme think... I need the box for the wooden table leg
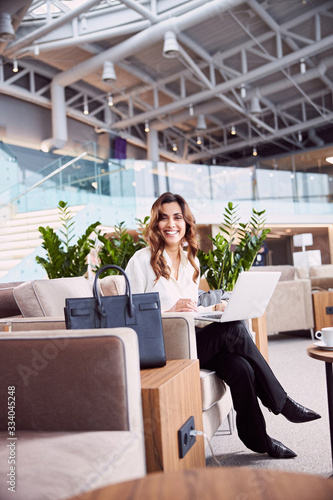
[251,313,269,363]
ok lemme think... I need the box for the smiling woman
[124,191,321,461]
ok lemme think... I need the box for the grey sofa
[251,265,314,336]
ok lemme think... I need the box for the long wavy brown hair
[144,192,199,283]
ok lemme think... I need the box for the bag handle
[93,265,135,318]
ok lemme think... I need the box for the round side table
[307,344,333,474]
[66,466,333,500]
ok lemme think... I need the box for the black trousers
[195,320,288,453]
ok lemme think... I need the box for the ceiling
[1,0,333,168]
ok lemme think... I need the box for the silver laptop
[194,271,281,323]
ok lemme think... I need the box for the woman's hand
[167,298,198,313]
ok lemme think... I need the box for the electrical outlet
[178,416,196,459]
[326,306,333,315]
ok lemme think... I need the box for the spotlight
[231,125,236,135]
[107,93,113,107]
[12,59,18,73]
[145,120,149,132]
[250,97,261,114]
[172,143,178,152]
[196,114,207,130]
[240,84,246,99]
[298,131,302,142]
[300,58,306,75]
[197,136,202,145]
[102,61,116,83]
[189,104,194,116]
[0,12,15,42]
[83,96,89,115]
[163,31,179,58]
[252,147,257,156]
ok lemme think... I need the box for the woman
[125,192,320,458]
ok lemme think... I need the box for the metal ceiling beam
[53,0,241,87]
[41,0,243,151]
[188,112,333,162]
[10,0,208,57]
[112,32,333,130]
[12,19,150,57]
[4,0,103,57]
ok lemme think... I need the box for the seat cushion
[202,388,233,441]
[13,277,93,317]
[0,430,145,500]
[200,368,228,410]
[99,275,126,296]
[310,264,333,278]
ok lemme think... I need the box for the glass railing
[0,140,332,282]
[0,142,138,228]
[0,141,332,230]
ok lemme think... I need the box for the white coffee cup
[315,327,333,347]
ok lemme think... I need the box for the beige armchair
[0,327,146,500]
[250,265,314,337]
[0,276,234,443]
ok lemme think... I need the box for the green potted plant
[198,202,270,291]
[96,218,149,277]
[36,200,100,278]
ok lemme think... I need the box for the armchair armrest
[0,316,66,332]
[162,312,197,360]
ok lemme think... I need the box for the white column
[147,128,159,162]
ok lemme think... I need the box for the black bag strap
[93,265,135,318]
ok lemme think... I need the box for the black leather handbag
[65,265,166,369]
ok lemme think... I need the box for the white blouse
[125,246,200,312]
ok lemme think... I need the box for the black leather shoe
[281,396,321,424]
[267,438,297,459]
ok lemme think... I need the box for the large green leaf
[36,201,100,278]
[197,202,270,291]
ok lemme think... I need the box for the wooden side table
[307,344,333,474]
[140,359,205,473]
[252,313,269,362]
[312,291,333,331]
[67,466,333,500]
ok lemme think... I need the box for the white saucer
[314,340,333,351]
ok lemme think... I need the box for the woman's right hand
[167,298,197,313]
